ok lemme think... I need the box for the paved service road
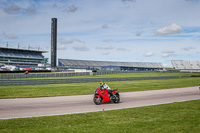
[0,86,199,119]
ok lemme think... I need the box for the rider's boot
[108,90,113,100]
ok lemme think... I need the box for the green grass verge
[2,72,200,80]
[0,77,200,99]
[17,72,200,79]
[0,99,199,133]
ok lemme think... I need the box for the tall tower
[51,18,57,68]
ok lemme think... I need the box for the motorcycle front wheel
[93,96,102,105]
[113,94,120,103]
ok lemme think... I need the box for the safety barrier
[0,71,146,79]
[0,72,91,79]
[0,75,191,86]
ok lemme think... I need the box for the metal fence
[0,72,90,79]
[0,76,190,86]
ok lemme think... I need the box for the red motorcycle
[93,87,120,105]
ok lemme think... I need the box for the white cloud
[26,7,36,14]
[144,52,153,57]
[135,30,143,36]
[58,45,67,50]
[162,53,176,58]
[181,46,196,51]
[102,39,120,43]
[3,32,18,39]
[63,5,78,13]
[102,51,110,55]
[58,38,85,44]
[4,5,20,14]
[73,45,89,51]
[162,50,176,58]
[102,24,110,29]
[162,50,175,54]
[52,3,57,8]
[116,48,131,52]
[155,23,182,35]
[28,45,39,50]
[96,45,115,50]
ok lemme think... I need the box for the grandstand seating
[1,51,44,59]
[2,51,42,58]
[172,60,200,70]
[58,59,164,71]
[12,52,23,57]
[189,61,200,69]
[0,47,47,66]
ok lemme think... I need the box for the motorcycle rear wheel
[93,97,102,105]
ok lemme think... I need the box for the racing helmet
[100,82,104,87]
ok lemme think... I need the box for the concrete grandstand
[0,47,48,70]
[171,60,200,72]
[58,59,164,71]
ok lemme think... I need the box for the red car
[24,67,31,71]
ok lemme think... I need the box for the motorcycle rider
[100,82,114,99]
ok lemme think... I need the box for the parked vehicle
[93,87,120,105]
[1,65,18,71]
[24,67,31,71]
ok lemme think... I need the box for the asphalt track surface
[0,86,199,119]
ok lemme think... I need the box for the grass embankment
[0,99,199,133]
[19,72,200,79]
[0,77,199,99]
[78,72,199,78]
[1,72,200,79]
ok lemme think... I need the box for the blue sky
[0,0,200,67]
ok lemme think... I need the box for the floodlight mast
[51,18,57,69]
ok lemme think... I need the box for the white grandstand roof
[59,59,164,68]
[0,47,47,53]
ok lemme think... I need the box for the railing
[0,71,165,79]
[0,76,191,86]
[0,72,91,79]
